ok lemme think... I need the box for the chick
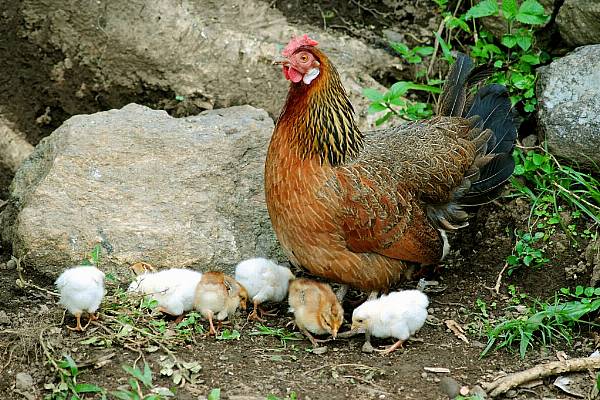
[351,289,429,355]
[55,266,105,331]
[128,268,203,317]
[193,271,247,335]
[129,261,155,275]
[234,257,295,321]
[287,278,344,347]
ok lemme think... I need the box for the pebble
[311,346,328,355]
[6,258,16,269]
[15,372,34,391]
[439,376,461,399]
[0,310,11,325]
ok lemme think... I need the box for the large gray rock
[536,45,600,167]
[557,0,600,47]
[20,0,391,129]
[0,104,281,277]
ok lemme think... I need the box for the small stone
[15,372,34,391]
[311,346,328,355]
[471,385,487,398]
[0,311,10,324]
[6,258,16,269]
[361,341,374,353]
[421,372,428,378]
[459,386,470,396]
[439,377,461,399]
[218,355,228,361]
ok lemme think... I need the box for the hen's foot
[373,339,404,355]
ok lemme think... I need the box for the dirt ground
[0,0,598,399]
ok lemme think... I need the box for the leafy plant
[250,324,303,347]
[482,287,600,358]
[215,329,241,340]
[43,355,106,400]
[207,388,221,400]
[111,363,174,400]
[506,230,549,273]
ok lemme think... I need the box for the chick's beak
[272,56,290,66]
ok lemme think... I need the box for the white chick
[55,266,105,331]
[351,289,429,355]
[234,257,295,321]
[128,268,203,317]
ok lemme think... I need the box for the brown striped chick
[193,271,247,335]
[288,278,343,347]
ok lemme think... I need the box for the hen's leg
[374,339,404,355]
[82,312,99,330]
[67,313,84,332]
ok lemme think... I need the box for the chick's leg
[374,339,404,355]
[299,327,320,347]
[206,311,216,336]
[66,313,84,332]
[247,299,265,322]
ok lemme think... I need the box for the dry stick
[428,19,446,77]
[483,356,600,397]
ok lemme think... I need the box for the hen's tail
[439,53,518,206]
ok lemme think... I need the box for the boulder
[556,0,600,47]
[20,0,392,129]
[536,45,600,167]
[0,104,282,277]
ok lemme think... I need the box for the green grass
[249,324,304,347]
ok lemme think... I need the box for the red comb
[282,34,319,57]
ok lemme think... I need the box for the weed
[482,286,600,358]
[506,230,549,274]
[215,329,241,340]
[43,355,106,400]
[111,362,174,399]
[207,388,221,400]
[249,324,303,347]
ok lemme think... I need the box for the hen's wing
[331,118,476,264]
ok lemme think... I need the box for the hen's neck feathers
[276,49,364,166]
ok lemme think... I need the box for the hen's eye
[300,54,308,62]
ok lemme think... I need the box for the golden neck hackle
[275,48,364,166]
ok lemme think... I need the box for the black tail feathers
[440,53,519,207]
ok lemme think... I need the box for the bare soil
[0,0,597,399]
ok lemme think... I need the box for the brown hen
[265,35,518,292]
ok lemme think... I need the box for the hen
[234,257,295,321]
[351,289,429,354]
[266,35,517,293]
[55,266,105,331]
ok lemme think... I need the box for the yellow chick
[193,271,247,335]
[287,278,343,347]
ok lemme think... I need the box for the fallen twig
[483,356,600,397]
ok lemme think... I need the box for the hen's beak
[272,56,289,66]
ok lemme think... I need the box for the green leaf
[111,391,136,400]
[390,42,410,56]
[466,0,499,19]
[502,0,518,20]
[575,286,584,296]
[208,388,221,400]
[362,88,384,102]
[520,54,540,65]
[516,0,549,25]
[141,363,153,387]
[367,103,387,113]
[516,34,533,50]
[434,32,453,60]
[62,355,79,378]
[215,329,240,340]
[414,46,434,56]
[501,34,517,48]
[73,383,104,394]
[584,287,595,297]
[446,16,470,32]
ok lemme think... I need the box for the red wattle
[283,66,303,83]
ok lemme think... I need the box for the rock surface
[0,104,281,277]
[20,0,392,130]
[0,115,33,173]
[556,0,600,47]
[536,45,600,167]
